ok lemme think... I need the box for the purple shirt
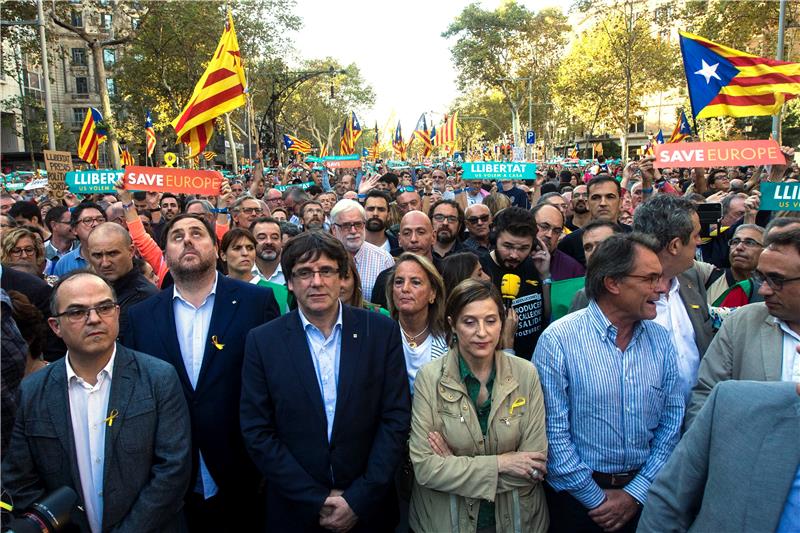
[551,249,586,281]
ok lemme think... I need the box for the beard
[257,247,279,262]
[436,228,456,245]
[304,220,323,231]
[573,202,588,214]
[168,251,216,281]
[366,218,385,232]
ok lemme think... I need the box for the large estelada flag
[283,134,312,154]
[409,113,432,157]
[171,12,247,157]
[77,107,107,167]
[680,31,800,119]
[339,112,362,155]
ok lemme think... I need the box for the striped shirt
[354,241,395,303]
[533,300,684,509]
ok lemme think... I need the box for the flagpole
[772,0,787,142]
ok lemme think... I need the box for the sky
[290,0,573,138]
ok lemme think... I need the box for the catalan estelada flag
[680,30,800,119]
[171,12,247,157]
[145,111,156,157]
[120,148,135,167]
[367,122,380,159]
[319,143,329,158]
[430,125,437,147]
[569,143,579,159]
[392,122,406,160]
[655,129,665,144]
[283,134,312,154]
[203,151,217,161]
[77,108,106,168]
[667,111,692,143]
[410,113,432,157]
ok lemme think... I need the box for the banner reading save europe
[461,161,537,181]
[123,166,222,196]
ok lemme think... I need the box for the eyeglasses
[333,221,364,232]
[625,273,663,288]
[53,301,118,323]
[536,222,563,236]
[751,271,800,291]
[292,267,340,280]
[10,246,36,257]
[432,214,459,224]
[466,214,490,225]
[240,207,263,215]
[77,216,105,227]
[728,238,763,249]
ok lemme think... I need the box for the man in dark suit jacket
[241,231,410,532]
[123,214,280,531]
[2,270,191,532]
[639,380,800,533]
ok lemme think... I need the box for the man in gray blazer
[638,380,800,533]
[686,227,800,427]
[2,270,191,532]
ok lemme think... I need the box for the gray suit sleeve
[638,381,720,533]
[685,318,734,429]
[110,365,192,533]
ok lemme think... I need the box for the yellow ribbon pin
[0,500,13,512]
[211,335,224,350]
[690,305,700,309]
[105,409,119,427]
[526,280,539,287]
[509,397,526,415]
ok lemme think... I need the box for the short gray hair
[186,199,214,213]
[330,199,365,223]
[764,226,800,253]
[733,223,764,238]
[50,269,117,316]
[585,232,660,301]
[633,195,696,252]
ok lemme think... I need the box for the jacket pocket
[119,401,156,454]
[26,419,63,474]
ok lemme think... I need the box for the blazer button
[462,405,468,411]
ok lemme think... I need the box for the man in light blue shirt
[534,233,684,533]
[53,202,106,277]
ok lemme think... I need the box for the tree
[443,1,569,145]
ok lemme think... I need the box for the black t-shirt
[480,254,545,360]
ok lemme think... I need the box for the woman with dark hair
[339,254,389,316]
[386,253,448,392]
[409,279,549,533]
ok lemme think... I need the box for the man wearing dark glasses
[463,204,492,257]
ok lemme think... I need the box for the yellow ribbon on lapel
[211,335,224,350]
[105,409,119,427]
[509,397,526,415]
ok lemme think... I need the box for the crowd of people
[1,148,799,533]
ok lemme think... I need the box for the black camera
[2,486,77,533]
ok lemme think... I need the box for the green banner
[461,161,537,181]
[274,181,314,191]
[66,170,124,193]
[760,182,800,211]
[307,154,360,163]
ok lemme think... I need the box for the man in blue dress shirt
[534,233,684,533]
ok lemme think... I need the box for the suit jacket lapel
[153,290,192,395]
[195,277,239,393]
[286,311,327,427]
[677,274,710,354]
[761,315,784,380]
[46,361,85,506]
[332,306,359,440]
[744,396,800,531]
[102,345,136,514]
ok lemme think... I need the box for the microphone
[501,274,521,309]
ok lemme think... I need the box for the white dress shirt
[776,318,800,382]
[251,262,285,286]
[66,347,116,533]
[173,273,218,499]
[653,277,701,402]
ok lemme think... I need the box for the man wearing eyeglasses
[231,196,264,229]
[429,199,466,259]
[331,199,394,302]
[2,270,192,532]
[463,204,492,256]
[240,231,410,532]
[53,202,107,277]
[703,224,765,306]
[533,203,584,282]
[687,227,800,428]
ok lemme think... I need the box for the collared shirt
[52,244,89,277]
[173,273,218,499]
[66,347,116,533]
[778,463,800,533]
[251,261,285,286]
[653,277,701,402]
[298,302,343,442]
[45,238,78,261]
[775,318,800,382]
[533,300,684,509]
[354,241,395,302]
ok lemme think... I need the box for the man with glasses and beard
[566,184,591,231]
[463,204,492,257]
[480,207,551,359]
[299,200,325,231]
[364,190,398,253]
[250,217,285,285]
[429,199,466,259]
[124,214,279,531]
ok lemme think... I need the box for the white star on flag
[695,59,722,84]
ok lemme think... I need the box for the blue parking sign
[526,131,535,145]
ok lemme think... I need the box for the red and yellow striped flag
[171,12,247,157]
[120,149,135,167]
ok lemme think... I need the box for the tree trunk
[90,40,120,169]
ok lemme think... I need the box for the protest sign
[760,182,800,211]
[461,161,537,181]
[325,159,362,169]
[66,170,124,194]
[43,150,73,200]
[654,140,784,168]
[124,166,222,195]
[274,181,314,191]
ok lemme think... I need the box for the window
[103,49,115,67]
[71,48,87,66]
[100,13,112,29]
[75,76,88,94]
[73,108,88,124]
[131,18,140,30]
[106,78,116,96]
[70,10,83,27]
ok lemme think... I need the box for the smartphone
[697,202,723,238]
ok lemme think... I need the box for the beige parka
[408,347,549,533]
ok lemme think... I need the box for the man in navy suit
[240,231,411,532]
[124,214,280,531]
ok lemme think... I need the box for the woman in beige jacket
[409,279,549,533]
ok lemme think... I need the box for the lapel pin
[509,397,526,415]
[232,300,237,305]
[211,335,225,350]
[690,304,700,309]
[353,333,357,338]
[105,409,119,427]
